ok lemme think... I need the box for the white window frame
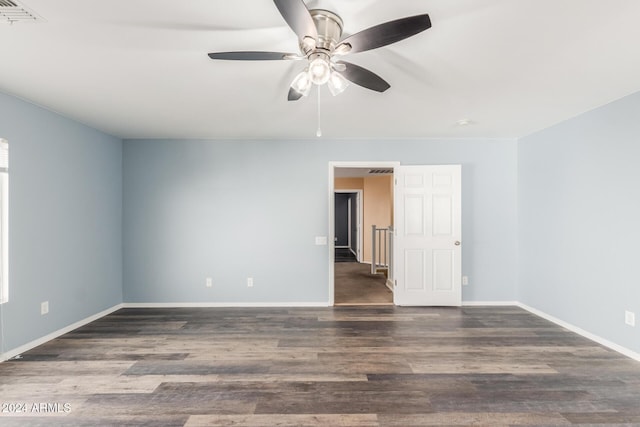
[0,138,7,304]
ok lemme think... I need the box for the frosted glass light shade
[309,57,331,85]
[291,70,312,97]
[328,71,349,96]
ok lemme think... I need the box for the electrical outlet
[206,277,212,288]
[41,301,49,315]
[247,277,254,287]
[625,311,635,327]
[462,276,469,286]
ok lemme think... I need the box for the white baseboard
[122,302,330,308]
[462,300,519,306]
[385,279,394,291]
[0,303,124,363]
[517,302,640,362]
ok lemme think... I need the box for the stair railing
[371,225,392,276]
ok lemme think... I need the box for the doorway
[329,161,398,305]
[328,162,463,307]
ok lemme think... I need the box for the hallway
[334,260,393,305]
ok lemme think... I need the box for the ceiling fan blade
[208,51,298,61]
[273,0,318,41]
[288,87,304,101]
[336,14,431,54]
[336,60,390,92]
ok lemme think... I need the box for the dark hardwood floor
[2,306,640,426]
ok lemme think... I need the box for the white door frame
[328,161,400,305]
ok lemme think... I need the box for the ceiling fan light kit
[328,71,349,96]
[208,0,431,101]
[291,69,312,96]
[308,54,332,85]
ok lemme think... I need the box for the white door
[394,165,462,306]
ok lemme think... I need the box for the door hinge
[394,280,398,288]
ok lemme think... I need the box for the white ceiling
[1,0,639,140]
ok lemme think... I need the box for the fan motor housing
[305,9,343,53]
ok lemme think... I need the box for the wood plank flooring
[1,306,640,426]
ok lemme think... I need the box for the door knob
[454,241,461,246]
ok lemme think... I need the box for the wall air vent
[368,169,394,175]
[0,0,44,24]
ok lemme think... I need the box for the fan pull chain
[316,85,322,137]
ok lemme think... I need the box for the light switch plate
[315,236,328,245]
[625,311,635,327]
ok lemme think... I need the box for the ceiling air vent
[0,0,44,24]
[368,169,394,175]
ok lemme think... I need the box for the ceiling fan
[208,0,431,101]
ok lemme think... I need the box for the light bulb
[309,57,331,85]
[328,71,349,96]
[291,69,312,97]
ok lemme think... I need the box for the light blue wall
[3,82,639,359]
[0,92,123,356]
[123,138,518,304]
[518,92,640,353]
[4,83,639,359]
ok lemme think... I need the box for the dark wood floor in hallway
[1,306,640,426]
